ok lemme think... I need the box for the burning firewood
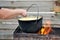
[37,20,52,35]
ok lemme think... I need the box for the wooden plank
[0,0,55,1]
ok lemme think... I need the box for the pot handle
[27,4,39,19]
[27,4,40,24]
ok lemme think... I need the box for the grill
[13,27,60,40]
[13,33,60,40]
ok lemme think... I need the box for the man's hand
[14,9,27,17]
[0,8,27,19]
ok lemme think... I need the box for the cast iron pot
[18,16,42,33]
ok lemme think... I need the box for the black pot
[18,17,42,33]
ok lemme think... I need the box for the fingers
[21,9,27,17]
[14,9,27,17]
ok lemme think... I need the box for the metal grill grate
[13,33,60,40]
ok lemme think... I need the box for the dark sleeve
[0,7,1,9]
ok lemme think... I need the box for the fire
[37,20,52,35]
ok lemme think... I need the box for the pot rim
[18,16,42,21]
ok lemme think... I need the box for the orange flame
[37,20,52,35]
